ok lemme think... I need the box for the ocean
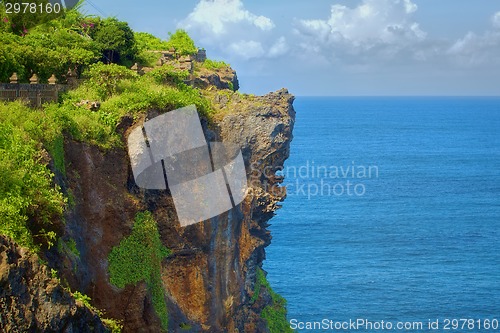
[264,97,500,332]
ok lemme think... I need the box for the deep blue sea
[264,97,500,332]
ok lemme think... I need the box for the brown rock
[0,236,108,332]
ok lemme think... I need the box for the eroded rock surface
[0,236,107,332]
[1,68,295,331]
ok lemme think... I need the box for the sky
[81,0,500,96]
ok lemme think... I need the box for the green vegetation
[102,318,124,333]
[0,103,66,250]
[56,62,211,148]
[179,323,192,330]
[1,2,200,82]
[92,17,136,66]
[252,268,294,333]
[135,32,169,67]
[251,267,266,303]
[202,59,230,70]
[135,32,170,52]
[0,7,216,252]
[72,290,92,307]
[0,7,101,82]
[72,291,123,332]
[46,134,66,175]
[1,0,71,35]
[262,290,293,333]
[165,29,197,55]
[108,212,171,331]
[58,237,80,258]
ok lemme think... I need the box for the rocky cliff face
[45,86,296,332]
[0,236,107,332]
[0,60,295,331]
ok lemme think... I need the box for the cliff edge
[0,60,295,332]
[52,79,295,331]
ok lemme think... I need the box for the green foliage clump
[102,318,124,333]
[251,267,266,303]
[0,103,66,250]
[83,63,138,99]
[48,62,212,149]
[0,7,101,83]
[91,17,137,66]
[58,237,80,257]
[202,59,230,70]
[252,268,294,333]
[134,32,169,67]
[147,65,189,86]
[165,29,197,56]
[46,134,65,175]
[135,32,170,52]
[73,290,92,308]
[108,212,171,331]
[72,291,123,332]
[1,0,66,35]
[262,292,293,333]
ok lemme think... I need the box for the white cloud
[294,0,426,63]
[445,11,500,66]
[493,11,500,29]
[180,0,274,36]
[448,30,500,66]
[228,40,265,59]
[179,0,284,60]
[268,37,289,57]
[254,16,275,31]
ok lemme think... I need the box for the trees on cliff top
[0,5,200,82]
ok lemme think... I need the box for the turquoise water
[265,97,500,332]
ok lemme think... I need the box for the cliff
[0,62,295,332]
[0,236,107,332]
[54,81,294,331]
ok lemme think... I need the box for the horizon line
[289,95,500,98]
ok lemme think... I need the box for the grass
[0,103,66,250]
[252,268,294,333]
[0,61,216,252]
[108,211,171,331]
[72,291,123,332]
[58,237,80,258]
[46,134,66,175]
[201,59,230,70]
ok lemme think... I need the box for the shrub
[73,291,123,332]
[0,104,66,250]
[135,32,169,52]
[108,212,171,331]
[165,30,197,55]
[83,63,138,99]
[202,59,230,70]
[252,268,294,333]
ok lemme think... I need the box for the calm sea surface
[264,97,500,332]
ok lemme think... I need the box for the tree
[134,32,169,52]
[1,0,63,35]
[165,29,198,56]
[92,18,137,65]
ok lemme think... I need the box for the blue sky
[82,1,500,96]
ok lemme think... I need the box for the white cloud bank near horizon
[294,0,426,61]
[177,0,500,95]
[180,0,500,66]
